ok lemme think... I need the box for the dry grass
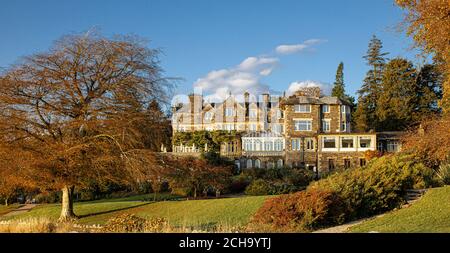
[0,218,102,233]
[0,217,251,233]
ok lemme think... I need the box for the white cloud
[286,80,332,96]
[275,39,326,55]
[192,39,327,102]
[194,56,279,102]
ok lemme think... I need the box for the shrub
[34,192,60,204]
[251,153,436,231]
[102,214,147,233]
[144,217,169,232]
[245,179,274,196]
[229,175,250,193]
[251,188,345,231]
[436,163,450,185]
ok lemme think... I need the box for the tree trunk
[193,188,197,199]
[5,197,8,206]
[59,185,77,221]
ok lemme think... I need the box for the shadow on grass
[77,202,152,218]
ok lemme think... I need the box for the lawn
[0,204,21,216]
[122,195,269,228]
[349,186,450,233]
[1,194,270,229]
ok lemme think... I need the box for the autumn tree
[402,114,450,169]
[0,146,35,206]
[136,99,172,151]
[0,32,172,220]
[395,0,450,113]
[353,35,389,131]
[164,156,232,198]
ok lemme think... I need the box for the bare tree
[0,32,172,220]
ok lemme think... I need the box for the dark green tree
[414,64,443,121]
[376,58,417,131]
[354,35,389,131]
[332,62,345,99]
[331,62,356,111]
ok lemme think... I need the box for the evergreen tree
[332,62,345,99]
[376,58,417,131]
[354,35,388,131]
[414,64,443,121]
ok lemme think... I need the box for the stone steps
[404,189,427,204]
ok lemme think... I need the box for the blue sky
[0,0,421,102]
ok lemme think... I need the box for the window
[264,141,273,151]
[377,142,384,152]
[295,104,311,113]
[276,159,283,168]
[243,140,252,151]
[359,158,366,167]
[275,140,283,151]
[341,105,347,114]
[246,159,253,168]
[249,109,257,118]
[254,140,262,151]
[328,159,335,171]
[344,159,351,169]
[294,120,312,131]
[255,159,261,168]
[322,104,330,113]
[225,124,234,131]
[276,109,283,119]
[249,124,257,131]
[225,108,234,117]
[322,120,330,132]
[305,138,314,150]
[341,123,347,132]
[272,124,283,134]
[292,138,301,151]
[341,137,354,148]
[359,137,372,148]
[387,141,399,152]
[323,137,336,149]
[234,160,240,170]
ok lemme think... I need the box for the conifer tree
[354,35,388,131]
[414,64,443,120]
[332,62,345,99]
[376,58,417,130]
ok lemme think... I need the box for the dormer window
[294,104,311,113]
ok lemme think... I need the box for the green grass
[1,194,270,229]
[124,195,270,228]
[0,201,147,221]
[0,204,21,216]
[349,186,450,233]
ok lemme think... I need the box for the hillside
[349,186,450,233]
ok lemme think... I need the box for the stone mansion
[171,88,402,175]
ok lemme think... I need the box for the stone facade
[171,90,401,176]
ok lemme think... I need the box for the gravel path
[313,214,385,233]
[2,204,38,217]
